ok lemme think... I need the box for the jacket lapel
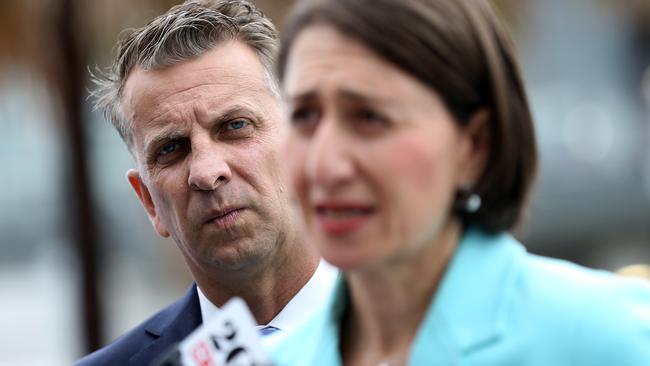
[130,284,202,366]
[410,228,525,363]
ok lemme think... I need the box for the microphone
[152,297,273,366]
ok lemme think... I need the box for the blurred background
[0,0,649,364]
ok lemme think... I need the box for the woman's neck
[340,220,461,366]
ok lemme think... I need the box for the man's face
[122,41,292,273]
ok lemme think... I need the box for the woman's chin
[320,249,385,273]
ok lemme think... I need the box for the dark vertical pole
[56,0,103,353]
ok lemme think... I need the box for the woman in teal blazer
[267,0,650,364]
[267,229,650,365]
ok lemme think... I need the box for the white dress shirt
[197,259,339,333]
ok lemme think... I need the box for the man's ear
[127,169,170,238]
[458,108,491,186]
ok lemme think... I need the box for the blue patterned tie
[258,325,280,336]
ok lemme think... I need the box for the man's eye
[154,140,187,165]
[220,118,255,140]
[159,141,181,156]
[225,119,249,130]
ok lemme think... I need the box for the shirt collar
[196,285,220,328]
[197,259,339,332]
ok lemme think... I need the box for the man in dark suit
[75,1,338,364]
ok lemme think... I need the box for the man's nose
[187,140,232,191]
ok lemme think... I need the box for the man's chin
[199,240,271,273]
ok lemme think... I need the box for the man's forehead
[124,69,264,116]
[123,41,269,107]
[121,42,274,135]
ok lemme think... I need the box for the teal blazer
[265,228,650,365]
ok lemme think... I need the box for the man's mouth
[204,207,246,228]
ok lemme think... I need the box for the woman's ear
[458,108,491,187]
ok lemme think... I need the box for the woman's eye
[357,108,387,125]
[292,107,319,122]
[291,107,320,132]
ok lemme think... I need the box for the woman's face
[283,25,485,271]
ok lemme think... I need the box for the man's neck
[190,238,319,325]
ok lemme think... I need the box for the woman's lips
[314,203,375,235]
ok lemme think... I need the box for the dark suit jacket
[74,284,202,366]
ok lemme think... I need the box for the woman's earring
[465,192,481,213]
[456,185,481,213]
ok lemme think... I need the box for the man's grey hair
[90,0,279,149]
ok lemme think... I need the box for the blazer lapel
[410,228,525,363]
[130,284,202,366]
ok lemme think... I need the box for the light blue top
[264,228,650,365]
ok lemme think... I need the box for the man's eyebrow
[211,105,261,123]
[206,105,272,131]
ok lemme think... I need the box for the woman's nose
[305,121,356,189]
